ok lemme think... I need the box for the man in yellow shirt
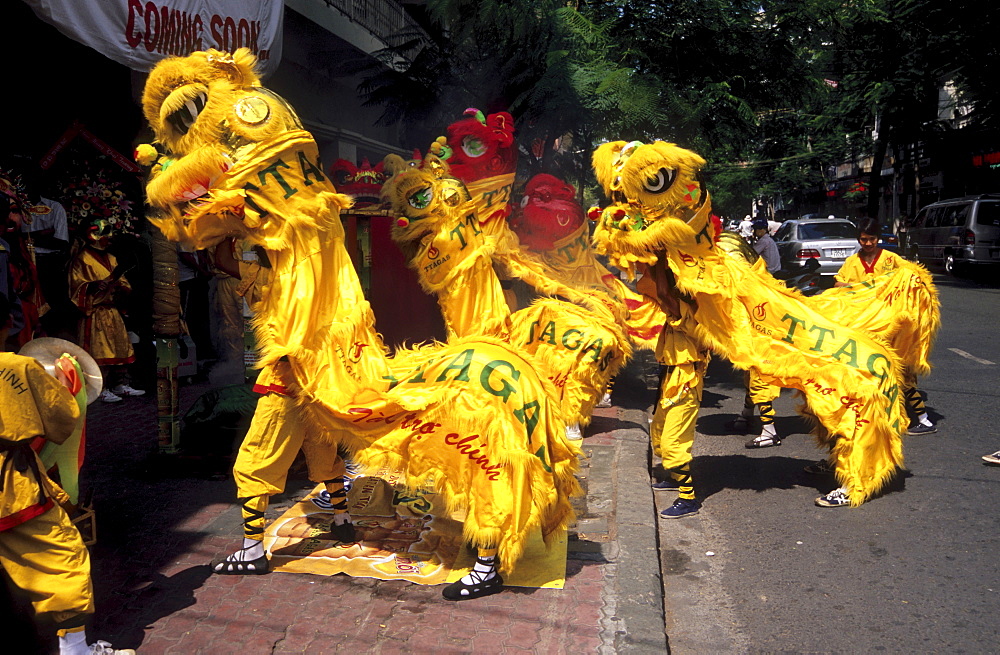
[834,218,935,437]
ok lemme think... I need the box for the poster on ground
[263,465,567,589]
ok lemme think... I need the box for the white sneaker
[99,389,123,403]
[565,424,583,440]
[89,641,136,655]
[112,384,146,397]
[596,392,612,408]
[982,450,1000,465]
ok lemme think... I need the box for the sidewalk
[9,354,670,654]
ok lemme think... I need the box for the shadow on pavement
[106,566,214,646]
[694,453,913,502]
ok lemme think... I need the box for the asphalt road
[657,268,1000,654]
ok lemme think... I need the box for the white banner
[23,0,284,77]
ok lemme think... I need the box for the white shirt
[738,219,753,239]
[20,197,69,254]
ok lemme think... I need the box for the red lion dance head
[509,173,584,251]
[329,158,387,205]
[444,108,516,183]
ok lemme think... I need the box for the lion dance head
[509,173,584,251]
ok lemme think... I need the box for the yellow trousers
[233,391,343,499]
[0,504,93,626]
[650,366,705,468]
[745,369,780,405]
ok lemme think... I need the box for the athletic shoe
[803,458,833,475]
[99,389,122,403]
[660,498,700,518]
[745,433,781,449]
[89,640,136,654]
[111,384,145,397]
[982,450,1000,465]
[815,488,850,507]
[596,392,612,408]
[565,424,583,440]
[651,479,679,491]
[907,423,936,436]
[311,489,335,510]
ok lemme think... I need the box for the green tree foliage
[360,1,996,217]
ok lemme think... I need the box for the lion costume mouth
[162,87,208,137]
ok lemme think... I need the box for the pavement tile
[500,624,543,650]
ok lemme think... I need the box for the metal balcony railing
[322,0,415,46]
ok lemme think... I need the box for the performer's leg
[659,373,703,519]
[745,372,781,448]
[904,377,936,434]
[725,371,754,433]
[303,438,356,541]
[442,546,503,601]
[214,393,304,574]
[212,494,270,574]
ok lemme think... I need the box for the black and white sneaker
[907,422,937,436]
[815,488,850,507]
[311,489,335,510]
[803,458,833,475]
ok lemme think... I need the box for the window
[976,201,1000,226]
[939,204,969,227]
[774,224,792,241]
[798,222,857,239]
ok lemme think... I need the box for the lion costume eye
[409,187,433,209]
[643,168,677,193]
[462,136,486,158]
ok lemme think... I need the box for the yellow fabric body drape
[155,129,579,573]
[402,213,512,341]
[510,222,667,351]
[594,199,909,505]
[512,297,628,425]
[385,166,629,427]
[812,257,939,378]
[68,247,134,365]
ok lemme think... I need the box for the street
[659,270,1000,653]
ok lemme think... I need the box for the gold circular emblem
[234,96,270,125]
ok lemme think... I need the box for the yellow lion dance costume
[141,48,580,600]
[591,140,938,507]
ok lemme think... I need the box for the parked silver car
[773,218,859,278]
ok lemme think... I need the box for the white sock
[760,423,777,438]
[235,538,264,561]
[59,628,88,655]
[332,512,352,527]
[918,413,932,427]
[460,555,496,588]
